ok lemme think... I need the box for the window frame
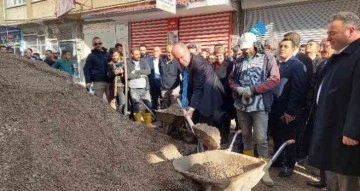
[5,0,27,8]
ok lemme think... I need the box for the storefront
[129,11,233,53]
[82,0,238,54]
[178,12,232,51]
[243,0,360,44]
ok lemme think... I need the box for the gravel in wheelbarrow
[157,104,184,116]
[193,124,221,150]
[155,104,184,125]
[188,158,264,181]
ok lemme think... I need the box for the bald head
[172,43,191,67]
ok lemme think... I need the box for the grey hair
[329,11,360,30]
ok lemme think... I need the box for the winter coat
[83,48,111,83]
[271,56,306,117]
[126,58,151,90]
[308,39,360,176]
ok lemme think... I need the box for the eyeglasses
[320,44,331,49]
[93,42,102,46]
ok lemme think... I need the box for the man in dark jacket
[160,45,182,108]
[305,40,323,73]
[304,38,334,189]
[148,46,164,110]
[172,43,224,125]
[308,11,360,191]
[269,38,306,177]
[44,50,56,67]
[83,37,112,102]
[283,32,314,161]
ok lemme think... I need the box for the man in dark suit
[283,32,313,161]
[148,46,164,110]
[304,38,334,189]
[172,43,224,124]
[308,11,360,191]
[269,38,306,177]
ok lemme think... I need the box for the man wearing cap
[229,32,279,163]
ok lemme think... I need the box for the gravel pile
[0,54,199,191]
[193,124,221,150]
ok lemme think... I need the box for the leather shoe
[306,180,326,188]
[278,166,293,177]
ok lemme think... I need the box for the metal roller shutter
[179,12,232,51]
[131,19,168,53]
[244,0,360,44]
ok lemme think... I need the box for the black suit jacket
[296,52,313,109]
[148,57,165,89]
[186,54,225,117]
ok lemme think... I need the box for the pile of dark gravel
[0,54,199,191]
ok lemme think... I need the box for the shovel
[176,99,205,152]
[138,99,156,118]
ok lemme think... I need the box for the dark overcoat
[308,39,360,176]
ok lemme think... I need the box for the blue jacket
[83,48,110,83]
[271,56,306,116]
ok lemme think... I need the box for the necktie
[181,68,189,109]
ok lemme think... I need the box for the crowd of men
[1,10,358,191]
[83,11,359,191]
[0,46,74,77]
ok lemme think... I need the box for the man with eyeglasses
[304,38,335,189]
[83,37,112,102]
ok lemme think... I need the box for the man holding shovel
[127,48,153,127]
[172,43,224,126]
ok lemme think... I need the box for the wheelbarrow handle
[264,139,296,171]
[138,100,156,118]
[227,130,242,152]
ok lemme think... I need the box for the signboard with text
[167,18,178,44]
[156,0,176,14]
